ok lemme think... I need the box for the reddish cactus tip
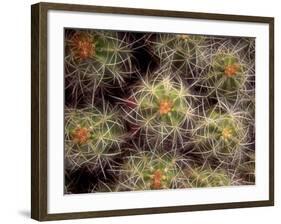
[150,169,164,189]
[224,64,239,77]
[159,99,173,115]
[71,126,91,144]
[70,33,95,60]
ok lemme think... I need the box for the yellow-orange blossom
[224,64,239,77]
[71,126,91,144]
[159,99,173,115]
[221,128,232,141]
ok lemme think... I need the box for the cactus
[186,167,232,188]
[198,49,250,101]
[65,30,136,104]
[64,105,125,172]
[118,151,185,191]
[123,72,195,149]
[192,105,249,161]
[147,33,206,75]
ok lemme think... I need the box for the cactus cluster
[64,29,255,194]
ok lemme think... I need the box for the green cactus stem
[201,52,247,100]
[118,152,185,191]
[65,30,136,103]
[123,73,195,148]
[193,106,248,160]
[64,105,125,172]
[149,33,206,75]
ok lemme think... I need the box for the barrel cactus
[64,106,125,172]
[65,30,135,103]
[200,51,247,100]
[123,73,195,148]
[192,105,248,161]
[118,151,185,191]
[148,33,206,75]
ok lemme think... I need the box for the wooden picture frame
[31,2,274,221]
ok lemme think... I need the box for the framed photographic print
[31,2,274,221]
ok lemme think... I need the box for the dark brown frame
[31,2,274,221]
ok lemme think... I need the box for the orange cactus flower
[71,126,91,144]
[151,170,164,189]
[224,64,239,77]
[159,99,173,115]
[70,33,95,60]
